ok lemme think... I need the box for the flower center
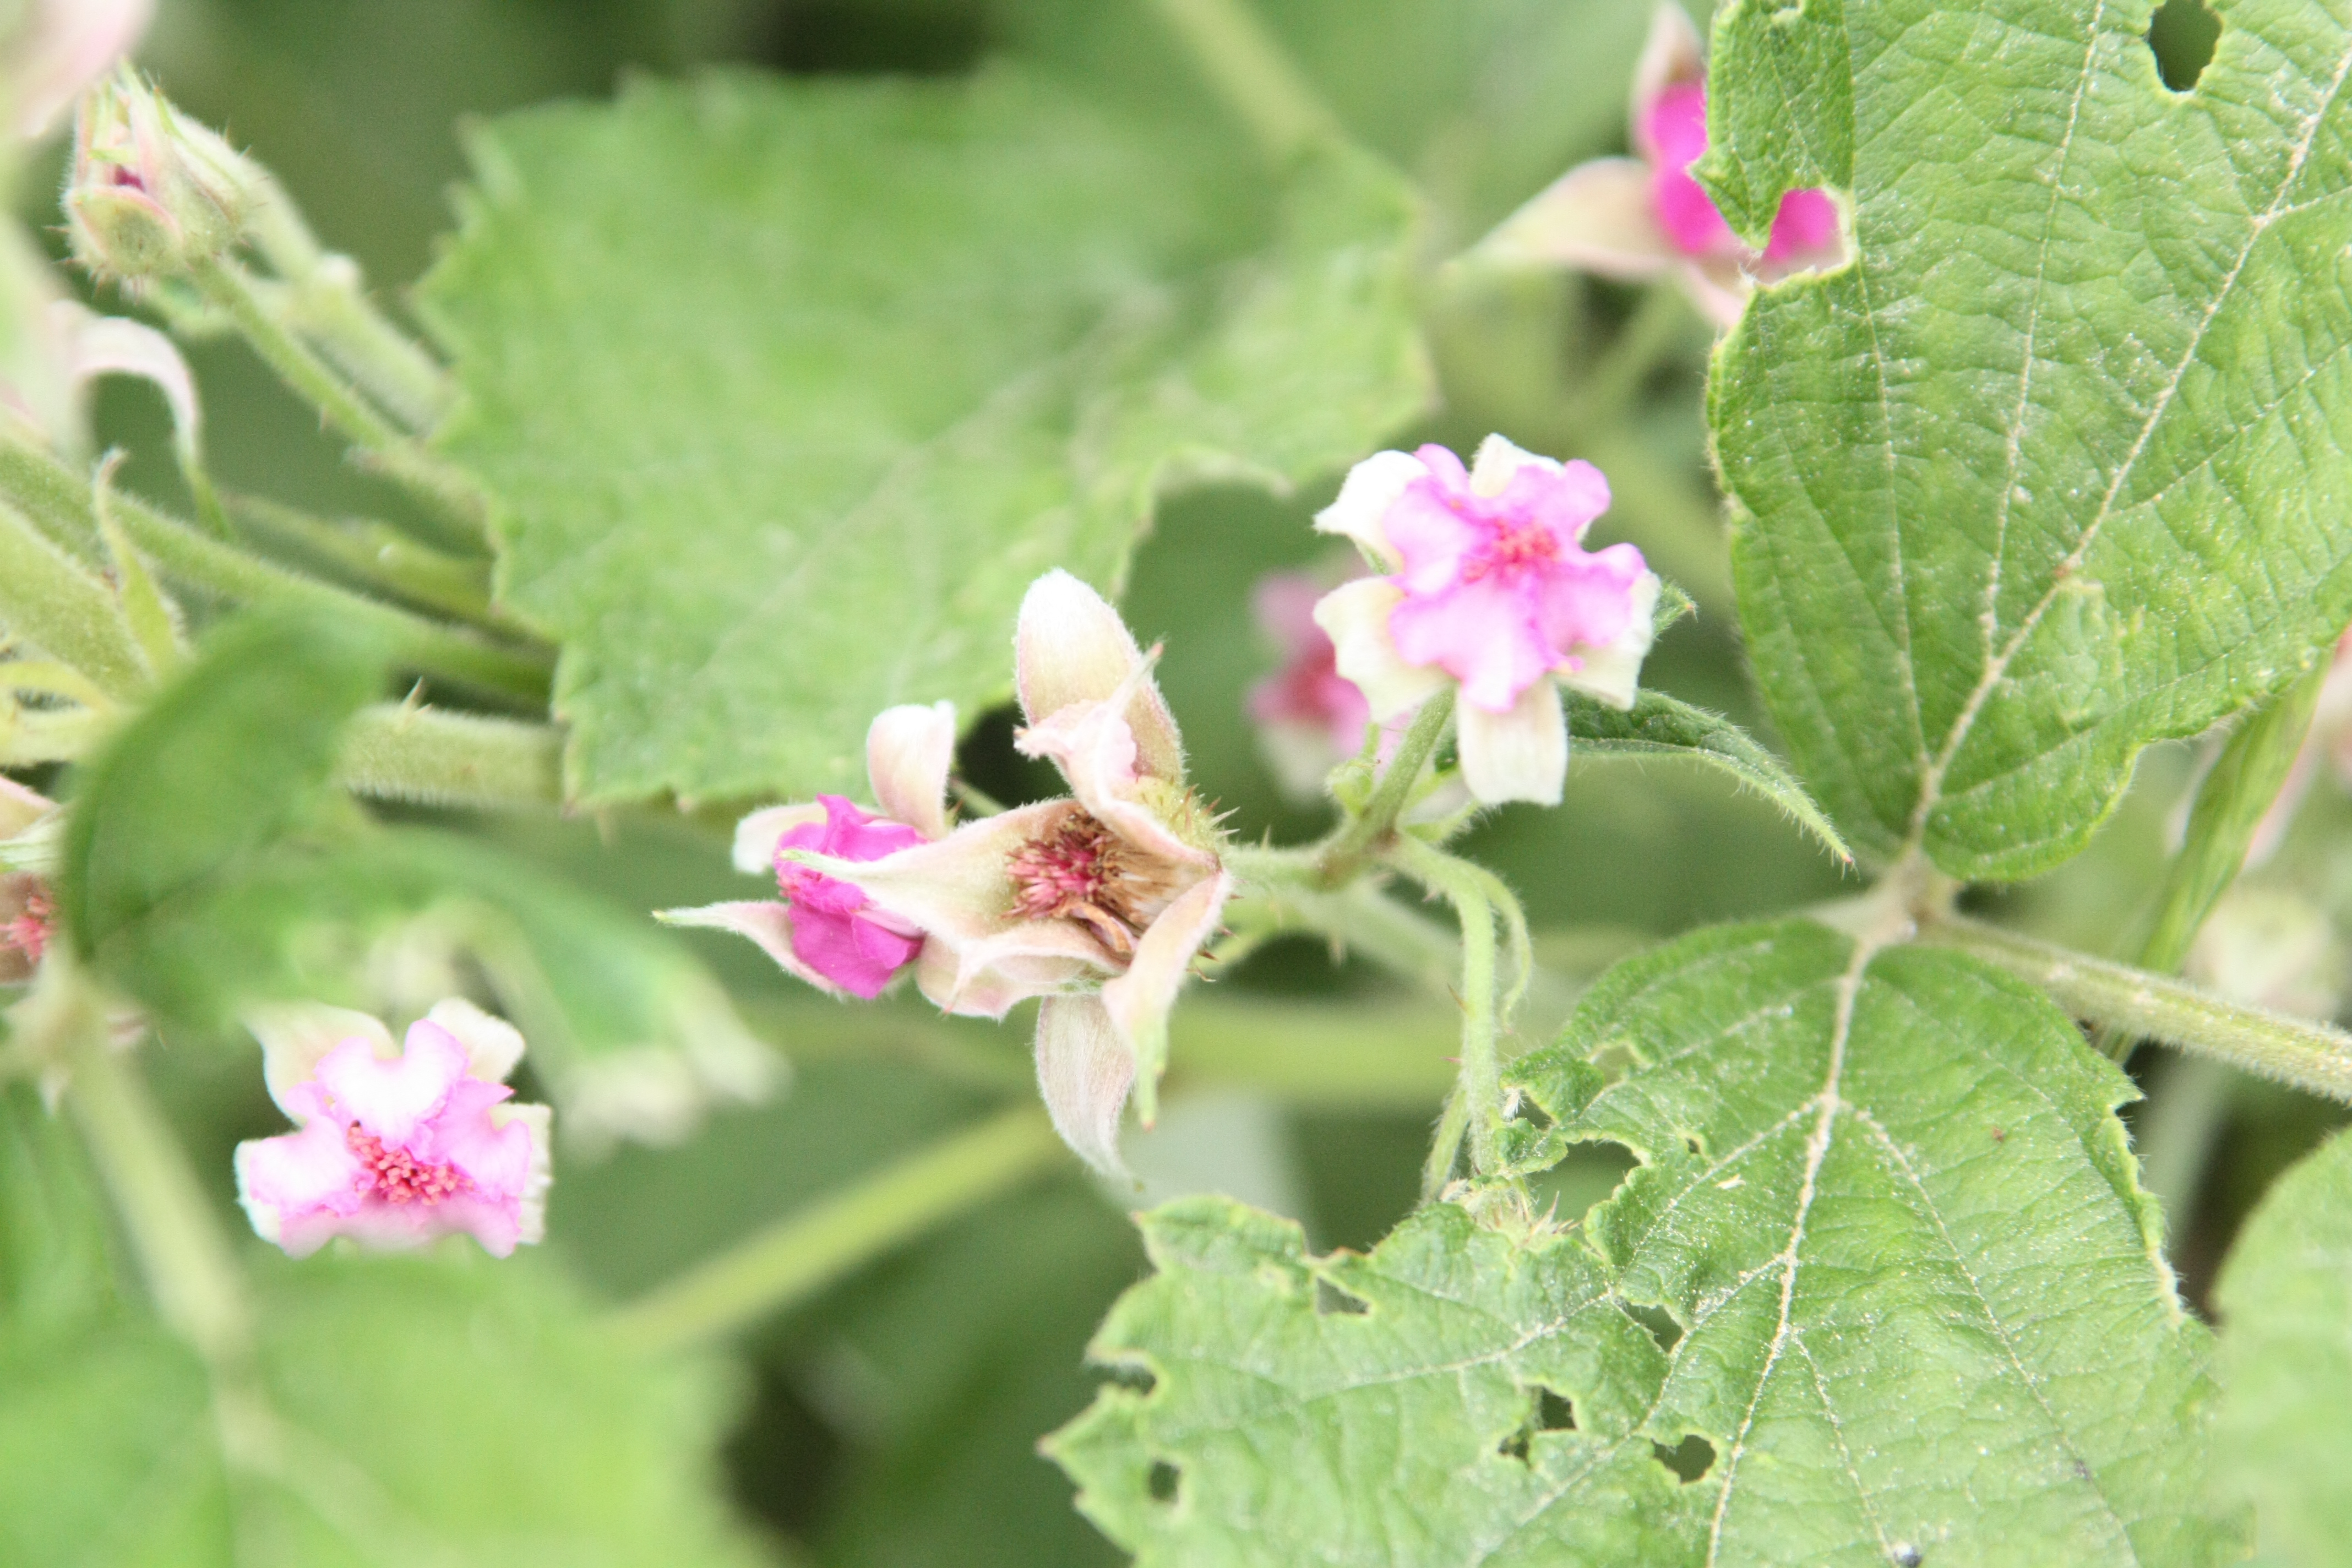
[1461,515,1561,585]
[347,1125,469,1205]
[1006,813,1145,957]
[2,885,52,965]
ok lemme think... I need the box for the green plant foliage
[0,1250,769,1567]
[422,67,1430,805]
[1705,0,2352,878]
[1050,921,2241,1564]
[2214,1125,2352,1563]
[1565,688,1849,863]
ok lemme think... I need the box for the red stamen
[2,886,52,965]
[1007,816,1120,922]
[346,1125,468,1206]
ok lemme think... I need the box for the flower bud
[64,67,256,283]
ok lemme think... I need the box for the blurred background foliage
[14,1,2332,1562]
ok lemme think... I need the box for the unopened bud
[64,67,255,283]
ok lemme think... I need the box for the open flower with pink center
[1312,434,1660,807]
[233,999,551,1258]
[1472,4,1844,326]
[661,701,956,1000]
[784,572,1232,1177]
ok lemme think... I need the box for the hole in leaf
[1146,1460,1181,1504]
[2148,0,2219,90]
[1682,1133,1706,1157]
[1105,1364,1157,1396]
[1526,1141,1639,1228]
[1315,1278,1370,1316]
[1624,1300,1684,1354]
[1498,1385,1578,1462]
[1653,1433,1716,1483]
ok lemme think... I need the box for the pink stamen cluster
[1646,83,1837,264]
[775,795,925,998]
[2,884,51,964]
[347,1124,467,1206]
[1007,815,1120,921]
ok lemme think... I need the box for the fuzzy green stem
[334,704,563,809]
[1387,834,1505,1176]
[1422,1081,1473,1200]
[1150,0,1343,162]
[1218,863,1464,997]
[1317,690,1455,886]
[0,494,145,699]
[1925,916,2352,1103]
[609,1104,1065,1353]
[191,259,483,532]
[226,492,496,625]
[0,433,105,554]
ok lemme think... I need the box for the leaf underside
[1050,921,2241,1566]
[421,67,1429,805]
[1566,688,1852,863]
[1706,0,2352,878]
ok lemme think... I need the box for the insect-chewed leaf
[1706,0,2352,877]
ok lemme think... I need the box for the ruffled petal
[865,700,957,841]
[421,997,525,1085]
[789,903,921,999]
[244,1004,397,1122]
[235,1120,364,1254]
[1467,433,1561,497]
[731,802,827,876]
[317,1022,469,1147]
[1474,158,1680,279]
[1313,578,1449,722]
[1389,575,1557,713]
[1310,449,1427,571]
[1558,569,1660,709]
[1456,676,1569,807]
[492,1102,554,1248]
[1100,869,1231,1128]
[1014,570,1183,782]
[657,899,850,998]
[1033,993,1135,1179]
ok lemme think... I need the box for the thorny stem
[1923,915,2352,1103]
[1148,0,1344,162]
[1387,834,1508,1180]
[190,259,484,535]
[608,1104,1065,1353]
[1315,690,1455,886]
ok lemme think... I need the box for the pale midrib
[1907,27,2352,847]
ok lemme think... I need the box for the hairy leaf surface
[1050,923,2239,1564]
[1567,688,1850,863]
[1706,0,2352,876]
[422,68,1428,804]
[2213,1125,2352,1562]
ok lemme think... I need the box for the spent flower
[1473,4,1843,326]
[233,999,551,1258]
[1313,434,1660,807]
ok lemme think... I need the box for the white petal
[1034,994,1134,1180]
[1468,433,1562,498]
[1101,870,1232,1128]
[1014,570,1183,781]
[1311,449,1426,572]
[1313,579,1449,723]
[657,900,846,998]
[1559,572,1660,710]
[61,305,199,460]
[1018,671,1210,869]
[730,802,826,876]
[1457,678,1568,807]
[423,996,526,1084]
[865,700,957,841]
[244,1004,395,1119]
[1473,159,1680,279]
[488,1101,553,1245]
[1630,2,1707,154]
[803,802,1061,950]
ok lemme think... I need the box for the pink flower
[234,1000,552,1259]
[1248,569,1373,798]
[787,573,1232,1177]
[661,701,956,999]
[0,776,57,987]
[1311,435,1660,807]
[1472,4,1844,326]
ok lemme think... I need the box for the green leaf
[1705,0,2352,878]
[0,1253,769,1567]
[1565,688,1850,864]
[421,67,1429,804]
[56,608,386,994]
[1052,922,2242,1564]
[2213,1125,2352,1563]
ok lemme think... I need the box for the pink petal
[1532,541,1649,660]
[659,899,851,998]
[235,1120,366,1253]
[313,1023,468,1147]
[1646,84,1735,257]
[1762,187,1841,264]
[788,903,922,999]
[1500,456,1613,548]
[1629,3,1707,157]
[1251,572,1326,652]
[1387,575,1559,713]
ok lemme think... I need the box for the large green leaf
[2213,1125,2352,1564]
[1050,922,2239,1564]
[0,1252,769,1567]
[422,67,1429,805]
[1707,0,2352,877]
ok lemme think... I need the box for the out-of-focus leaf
[0,1252,771,1566]
[2214,1125,2352,1563]
[0,1084,119,1340]
[421,68,1428,804]
[1709,0,2352,878]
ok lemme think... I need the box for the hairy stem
[608,1104,1065,1353]
[1316,690,1455,886]
[1387,834,1506,1177]
[227,492,496,626]
[334,704,563,809]
[1149,0,1343,162]
[1924,916,2352,1103]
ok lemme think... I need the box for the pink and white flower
[1472,4,1843,326]
[661,700,956,1000]
[233,999,551,1258]
[786,573,1232,1176]
[1248,568,1374,799]
[1311,434,1659,807]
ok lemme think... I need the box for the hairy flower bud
[64,67,255,282]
